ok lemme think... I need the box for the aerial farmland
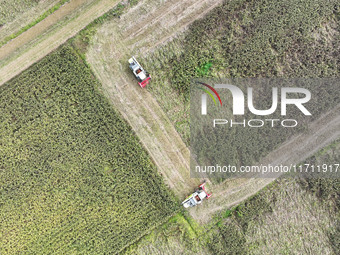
[0,0,339,254]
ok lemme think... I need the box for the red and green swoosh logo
[196,81,222,106]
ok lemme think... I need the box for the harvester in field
[128,56,151,88]
[182,182,211,208]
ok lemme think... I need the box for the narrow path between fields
[0,0,121,85]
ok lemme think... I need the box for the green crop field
[143,0,339,156]
[0,45,177,254]
[206,141,340,255]
[126,141,340,255]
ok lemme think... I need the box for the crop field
[0,0,339,254]
[0,45,177,254]
[86,0,340,223]
[126,141,340,254]
[0,0,62,42]
[123,213,210,255]
[207,141,340,255]
[143,0,339,151]
[0,0,44,25]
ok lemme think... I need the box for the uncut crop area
[0,45,177,254]
[143,0,340,148]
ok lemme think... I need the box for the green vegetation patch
[123,212,209,255]
[207,141,340,254]
[143,0,339,150]
[0,45,177,254]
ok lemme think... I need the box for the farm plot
[123,213,210,255]
[0,0,62,43]
[0,45,177,254]
[206,142,340,255]
[125,141,340,255]
[143,0,339,147]
[190,103,340,223]
[207,179,339,255]
[86,0,339,222]
[0,0,121,85]
[0,0,57,25]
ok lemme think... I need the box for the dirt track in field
[87,0,224,198]
[0,0,121,86]
[0,0,85,60]
[87,0,340,221]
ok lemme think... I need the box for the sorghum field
[0,45,177,254]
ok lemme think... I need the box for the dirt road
[87,0,340,219]
[87,0,224,198]
[0,0,121,86]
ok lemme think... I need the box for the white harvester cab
[182,182,211,208]
[128,56,151,88]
